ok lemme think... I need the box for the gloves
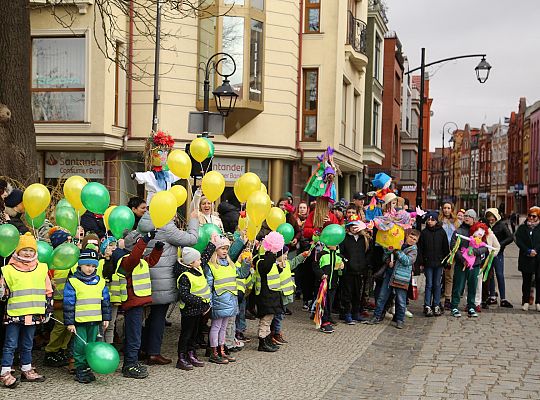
[130,173,136,180]
[154,241,165,250]
[143,230,157,243]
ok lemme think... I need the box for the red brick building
[530,107,540,206]
[478,125,491,213]
[507,98,527,213]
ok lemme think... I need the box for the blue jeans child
[373,268,407,323]
[424,266,443,308]
[2,323,37,370]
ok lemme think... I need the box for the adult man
[4,189,28,234]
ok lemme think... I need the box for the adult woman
[456,209,465,226]
[277,197,300,247]
[198,196,224,232]
[515,207,540,311]
[128,197,147,228]
[295,201,309,230]
[439,202,459,309]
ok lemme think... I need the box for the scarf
[528,220,540,229]
[152,169,167,191]
[9,253,39,270]
[217,257,229,266]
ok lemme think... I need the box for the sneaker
[474,305,482,313]
[74,367,92,384]
[302,302,309,311]
[500,299,513,308]
[0,371,19,388]
[85,368,96,382]
[522,303,529,311]
[122,362,149,379]
[405,310,413,318]
[363,316,380,325]
[451,308,462,318]
[433,306,443,316]
[235,331,250,343]
[468,308,478,318]
[487,297,498,305]
[43,351,68,367]
[284,308,292,316]
[344,314,356,325]
[352,314,368,323]
[424,306,433,317]
[20,368,45,382]
[319,324,334,334]
[395,321,404,329]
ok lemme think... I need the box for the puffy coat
[138,212,198,305]
[486,208,514,253]
[253,251,284,317]
[515,222,540,274]
[80,211,106,239]
[418,224,450,268]
[217,201,240,234]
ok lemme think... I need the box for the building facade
[524,101,540,208]
[478,125,491,214]
[489,122,508,214]
[530,107,540,207]
[507,98,527,213]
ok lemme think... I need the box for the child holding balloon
[63,249,112,384]
[1,233,52,388]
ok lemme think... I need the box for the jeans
[424,267,443,307]
[271,312,284,334]
[489,253,506,299]
[373,269,407,323]
[178,314,200,354]
[141,303,169,356]
[2,323,36,368]
[235,297,246,333]
[124,306,144,366]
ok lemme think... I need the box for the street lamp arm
[405,54,487,75]
[204,52,237,81]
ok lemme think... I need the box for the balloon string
[51,316,88,346]
[31,219,36,240]
[205,156,214,175]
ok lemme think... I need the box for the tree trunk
[0,0,38,185]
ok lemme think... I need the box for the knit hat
[123,230,142,251]
[78,249,99,267]
[5,189,23,208]
[283,191,293,199]
[214,235,231,249]
[181,247,201,265]
[464,209,477,220]
[49,227,71,248]
[15,232,37,253]
[100,236,117,254]
[425,211,439,221]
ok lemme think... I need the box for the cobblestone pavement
[11,244,540,399]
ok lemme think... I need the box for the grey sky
[384,0,540,150]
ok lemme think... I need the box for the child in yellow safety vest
[0,232,52,388]
[175,247,211,371]
[63,249,111,384]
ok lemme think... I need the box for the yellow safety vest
[254,259,281,295]
[68,277,106,323]
[235,261,251,294]
[97,259,122,304]
[52,269,70,301]
[177,270,211,309]
[3,263,48,317]
[116,256,151,301]
[208,262,237,296]
[279,260,295,296]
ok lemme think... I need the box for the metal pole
[416,48,425,209]
[441,127,445,206]
[151,0,161,132]
[202,71,210,138]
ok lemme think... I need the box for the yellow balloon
[168,149,192,179]
[247,222,260,241]
[260,183,267,193]
[103,205,117,231]
[238,216,248,231]
[246,191,271,226]
[236,172,261,203]
[149,191,177,228]
[266,207,286,231]
[170,185,188,207]
[190,138,210,163]
[201,171,225,202]
[63,175,88,213]
[23,183,51,218]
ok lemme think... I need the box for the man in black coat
[217,200,240,234]
[80,210,106,239]
[4,189,29,234]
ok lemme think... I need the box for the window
[374,34,382,81]
[114,42,127,127]
[249,19,263,102]
[341,80,348,145]
[305,0,320,33]
[248,159,269,186]
[302,69,318,141]
[222,16,245,100]
[394,72,401,102]
[198,17,216,100]
[32,37,85,122]
[251,0,264,9]
[353,91,360,151]
[372,100,380,146]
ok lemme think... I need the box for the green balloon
[56,198,73,209]
[25,211,46,229]
[37,241,54,266]
[276,222,295,244]
[85,342,120,374]
[193,223,222,252]
[81,182,110,214]
[50,243,80,270]
[0,224,20,257]
[203,137,215,158]
[56,206,78,236]
[319,224,346,247]
[109,206,135,239]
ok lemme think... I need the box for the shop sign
[45,152,105,179]
[401,185,417,192]
[212,157,245,182]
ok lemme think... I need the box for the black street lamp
[202,52,239,137]
[405,48,492,210]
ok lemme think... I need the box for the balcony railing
[346,11,367,55]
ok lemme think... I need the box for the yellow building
[30,0,368,206]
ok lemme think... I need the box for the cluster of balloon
[189,137,214,163]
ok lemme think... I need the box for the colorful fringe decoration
[442,236,461,266]
[481,250,496,282]
[313,278,328,329]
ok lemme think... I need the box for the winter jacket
[217,201,240,234]
[515,223,540,274]
[489,217,514,254]
[202,242,250,319]
[5,209,29,234]
[303,211,340,240]
[340,232,369,275]
[63,269,112,326]
[109,238,163,311]
[313,247,342,290]
[177,263,211,317]
[198,211,224,233]
[138,212,199,305]
[384,244,417,288]
[253,251,285,316]
[80,211,106,239]
[450,222,489,268]
[418,224,450,268]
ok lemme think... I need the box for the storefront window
[249,20,263,102]
[222,16,244,100]
[32,37,85,122]
[198,17,216,100]
[249,159,269,186]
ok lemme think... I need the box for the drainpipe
[293,0,305,196]
[126,0,134,142]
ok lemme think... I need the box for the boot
[204,346,212,357]
[187,350,204,367]
[265,335,279,351]
[219,345,236,362]
[208,347,228,365]
[175,353,193,371]
[258,337,278,352]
